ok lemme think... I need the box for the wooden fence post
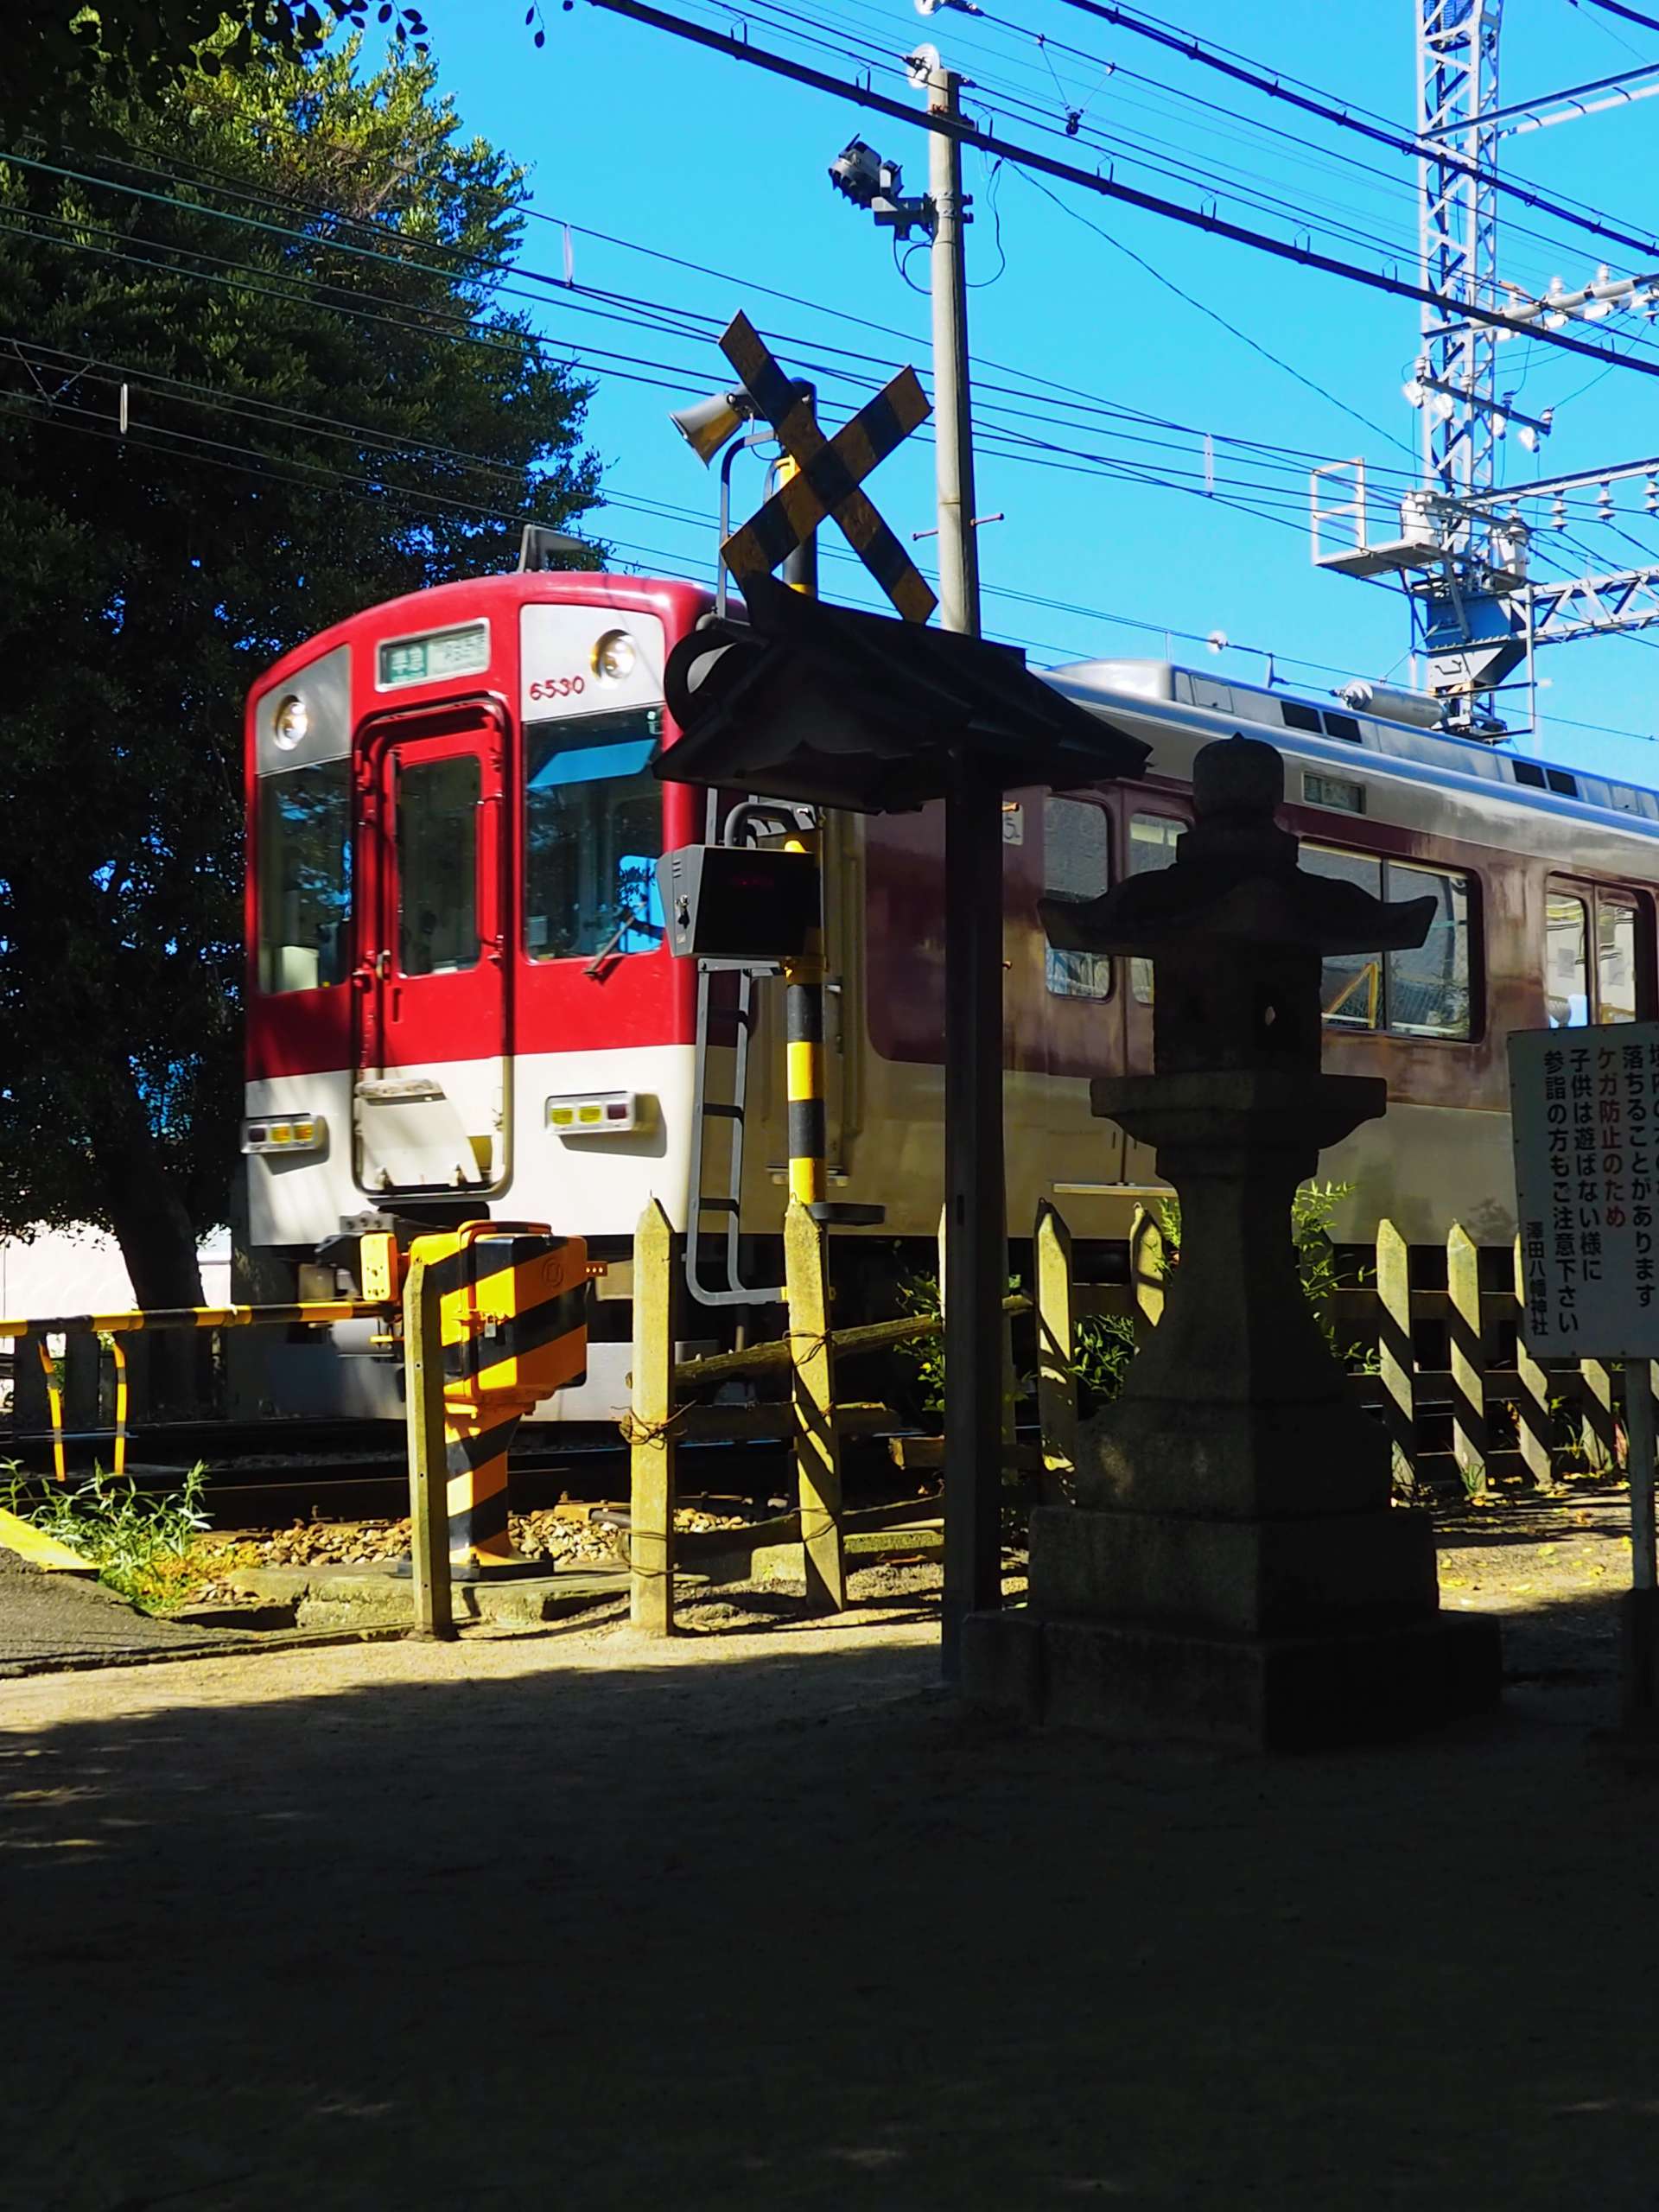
[1511,1236,1554,1490]
[1624,1358,1659,1725]
[1033,1200,1076,1506]
[1376,1218,1415,1490]
[630,1199,677,1634]
[1446,1222,1487,1494]
[1580,1359,1618,1471]
[11,1329,49,1455]
[785,1200,845,1612]
[1129,1205,1166,1335]
[403,1249,454,1643]
[63,1333,99,1452]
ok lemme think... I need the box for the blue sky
[416,0,1659,779]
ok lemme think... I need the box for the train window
[257,760,352,994]
[1303,847,1474,1038]
[1546,892,1589,1027]
[1128,814,1183,1003]
[1042,796,1112,1000]
[1512,761,1548,790]
[1386,861,1471,1039]
[524,708,664,962]
[397,755,480,977]
[1322,711,1363,744]
[1302,848,1383,1029]
[1599,897,1640,1022]
[1278,701,1323,734]
[1548,880,1649,1025]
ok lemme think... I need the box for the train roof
[1043,655,1659,838]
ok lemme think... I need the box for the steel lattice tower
[1418,0,1503,524]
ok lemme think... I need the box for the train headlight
[272,694,308,749]
[242,1113,327,1155]
[592,629,637,683]
[545,1090,653,1136]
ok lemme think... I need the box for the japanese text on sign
[1509,1020,1659,1358]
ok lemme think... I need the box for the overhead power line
[1010,167,1415,456]
[578,0,1659,388]
[1573,0,1659,38]
[1038,0,1659,265]
[2,143,1436,526]
[78,133,1424,482]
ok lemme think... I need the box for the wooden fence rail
[1031,1210,1632,1498]
[618,1197,1639,1631]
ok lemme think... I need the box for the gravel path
[3,1547,1658,2212]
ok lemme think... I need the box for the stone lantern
[963,735,1501,1747]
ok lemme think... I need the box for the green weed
[1,1460,213,1610]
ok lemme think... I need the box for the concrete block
[959,1608,1044,1718]
[962,1605,1502,1751]
[1027,1503,1439,1637]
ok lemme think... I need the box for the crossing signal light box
[657,845,819,965]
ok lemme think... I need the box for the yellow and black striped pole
[781,831,828,1210]
[442,1408,527,1573]
[408,1224,590,1578]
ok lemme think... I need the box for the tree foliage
[6,4,430,132]
[0,35,600,1301]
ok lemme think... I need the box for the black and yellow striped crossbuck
[718,311,938,624]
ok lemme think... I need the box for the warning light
[242,1113,327,1155]
[545,1090,653,1136]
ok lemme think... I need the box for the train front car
[242,569,709,1421]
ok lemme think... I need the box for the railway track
[2,1415,925,1527]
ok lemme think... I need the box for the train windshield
[257,759,353,993]
[524,706,664,962]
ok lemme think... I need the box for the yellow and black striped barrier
[408,1223,589,1577]
[0,1300,392,1481]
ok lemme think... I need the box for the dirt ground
[4,1500,1659,2212]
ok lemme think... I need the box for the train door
[353,700,511,1196]
[1545,876,1655,1027]
[1118,798,1190,1187]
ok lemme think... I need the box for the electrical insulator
[1646,478,1658,518]
[1552,496,1567,531]
[1598,481,1614,522]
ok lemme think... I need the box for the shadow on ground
[3,1579,1657,2212]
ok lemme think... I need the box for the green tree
[6,5,431,132]
[0,35,600,1306]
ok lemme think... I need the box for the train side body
[242,569,1659,1421]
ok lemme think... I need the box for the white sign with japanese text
[1509,1021,1659,1358]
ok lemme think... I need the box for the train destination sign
[377,620,490,690]
[1509,1020,1659,1358]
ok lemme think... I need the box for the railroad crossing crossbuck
[717,310,937,622]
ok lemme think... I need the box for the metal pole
[1624,1357,1657,1727]
[925,55,981,639]
[778,385,829,1212]
[942,758,1005,1676]
[780,382,819,597]
[920,49,1001,1673]
[403,1253,455,1643]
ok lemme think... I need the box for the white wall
[0,1229,232,1319]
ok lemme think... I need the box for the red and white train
[243,561,1659,1421]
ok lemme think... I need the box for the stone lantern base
[963,1505,1502,1751]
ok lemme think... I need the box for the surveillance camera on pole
[828,138,932,239]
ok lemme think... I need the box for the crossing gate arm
[0,1300,391,1337]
